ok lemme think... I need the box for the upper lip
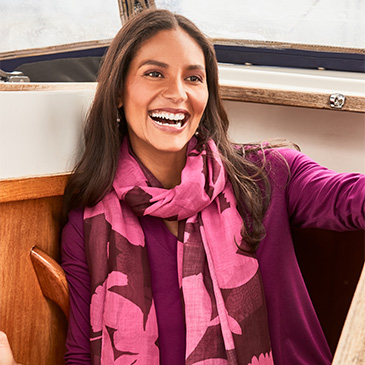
[149,107,189,115]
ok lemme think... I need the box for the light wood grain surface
[0,83,97,92]
[333,264,365,365]
[1,82,363,113]
[220,85,365,113]
[0,176,68,364]
[0,174,70,203]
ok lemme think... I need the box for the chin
[152,136,192,154]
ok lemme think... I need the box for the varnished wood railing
[219,85,365,113]
[1,81,365,113]
[0,173,70,203]
[332,263,365,364]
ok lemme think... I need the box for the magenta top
[61,148,365,364]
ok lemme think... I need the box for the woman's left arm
[282,149,365,231]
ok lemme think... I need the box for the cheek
[123,92,146,124]
[195,89,209,115]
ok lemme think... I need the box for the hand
[0,332,18,365]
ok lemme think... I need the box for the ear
[117,94,123,108]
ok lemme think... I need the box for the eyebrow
[138,59,205,72]
[138,60,168,69]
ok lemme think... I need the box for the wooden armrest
[30,246,69,320]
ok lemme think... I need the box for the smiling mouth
[149,110,189,128]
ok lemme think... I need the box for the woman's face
[120,28,209,164]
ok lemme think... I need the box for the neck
[134,148,187,189]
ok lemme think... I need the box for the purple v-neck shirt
[140,216,186,364]
[61,149,364,364]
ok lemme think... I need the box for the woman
[60,9,364,365]
[0,332,17,365]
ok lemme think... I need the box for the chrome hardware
[329,93,346,109]
[0,69,30,82]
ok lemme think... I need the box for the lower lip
[149,116,189,133]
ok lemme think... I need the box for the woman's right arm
[61,209,92,364]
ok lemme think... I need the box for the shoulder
[246,147,320,174]
[243,146,303,178]
[242,146,331,191]
[242,144,301,164]
[273,148,322,170]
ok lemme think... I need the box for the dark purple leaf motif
[201,153,222,199]
[209,152,222,185]
[85,214,112,289]
[218,191,231,213]
[108,230,153,329]
[186,324,227,364]
[221,271,272,364]
[106,326,139,361]
[124,186,153,216]
[201,154,212,199]
[182,221,205,277]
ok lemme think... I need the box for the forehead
[131,28,206,68]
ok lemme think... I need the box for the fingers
[0,332,16,365]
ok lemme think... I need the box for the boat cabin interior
[1,1,364,364]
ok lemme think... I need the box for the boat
[0,1,364,363]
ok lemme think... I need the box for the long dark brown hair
[63,9,290,250]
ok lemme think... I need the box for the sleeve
[281,149,365,231]
[61,208,91,364]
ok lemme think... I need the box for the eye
[145,71,163,78]
[186,75,203,83]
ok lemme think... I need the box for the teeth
[155,120,182,128]
[150,111,185,121]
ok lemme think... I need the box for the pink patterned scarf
[84,137,273,364]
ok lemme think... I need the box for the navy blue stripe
[214,45,365,73]
[0,47,108,72]
[1,44,363,74]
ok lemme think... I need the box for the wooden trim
[213,38,365,55]
[220,85,365,113]
[0,39,112,61]
[0,174,70,203]
[1,81,364,113]
[332,264,365,364]
[0,82,97,92]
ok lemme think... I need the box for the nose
[162,77,187,103]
